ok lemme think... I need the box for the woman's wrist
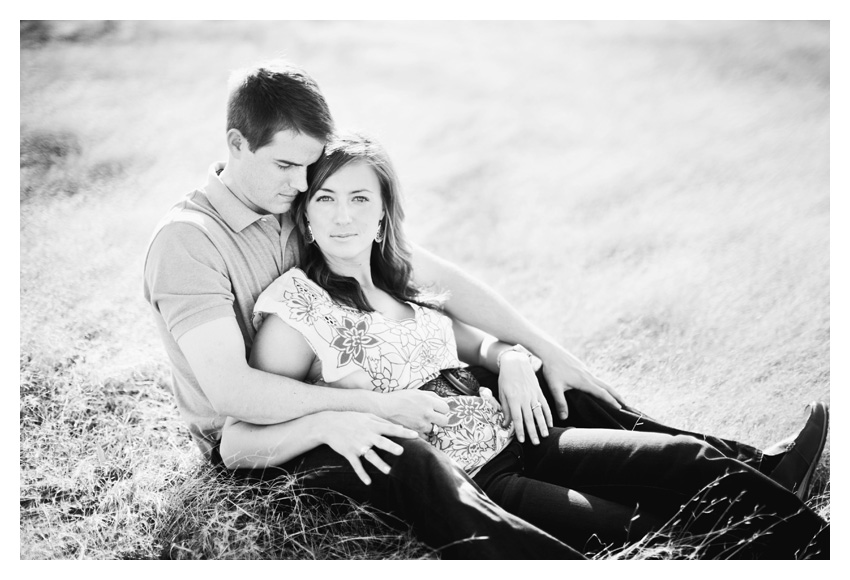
[494,342,543,373]
[496,344,535,369]
[498,350,533,371]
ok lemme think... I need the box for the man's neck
[218,163,263,214]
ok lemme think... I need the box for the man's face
[235,129,325,215]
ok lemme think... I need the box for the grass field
[19,20,830,559]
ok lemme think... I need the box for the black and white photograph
[19,17,835,561]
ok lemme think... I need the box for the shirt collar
[204,161,265,233]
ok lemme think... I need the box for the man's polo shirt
[143,162,300,459]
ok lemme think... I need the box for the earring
[375,220,384,243]
[304,222,315,244]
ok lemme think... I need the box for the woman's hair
[292,131,444,311]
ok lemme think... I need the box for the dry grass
[20,21,829,559]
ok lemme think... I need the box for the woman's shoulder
[258,268,328,303]
[252,268,334,330]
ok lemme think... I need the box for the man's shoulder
[147,188,232,247]
[157,188,222,231]
[144,188,226,270]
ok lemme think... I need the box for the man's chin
[269,201,293,214]
[276,197,297,213]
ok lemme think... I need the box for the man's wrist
[368,389,394,421]
[305,411,333,447]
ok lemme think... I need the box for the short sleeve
[251,271,296,332]
[144,222,236,340]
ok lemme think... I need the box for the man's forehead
[264,129,325,162]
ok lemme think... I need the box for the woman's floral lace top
[253,268,514,475]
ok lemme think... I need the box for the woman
[220,131,829,558]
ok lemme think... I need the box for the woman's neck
[325,256,375,290]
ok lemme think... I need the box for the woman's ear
[226,129,247,158]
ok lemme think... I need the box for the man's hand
[319,411,419,485]
[376,389,451,435]
[497,352,553,445]
[537,343,626,420]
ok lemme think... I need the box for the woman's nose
[334,202,352,224]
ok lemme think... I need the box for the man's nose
[290,166,308,192]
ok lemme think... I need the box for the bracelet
[496,344,535,369]
[478,335,498,366]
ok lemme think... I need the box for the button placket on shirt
[257,215,283,274]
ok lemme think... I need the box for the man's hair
[226,60,334,151]
[292,131,445,312]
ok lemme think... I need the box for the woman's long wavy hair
[291,131,444,312]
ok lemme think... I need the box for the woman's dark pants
[223,368,828,559]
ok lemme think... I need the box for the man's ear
[226,129,247,158]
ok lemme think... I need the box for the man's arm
[178,316,449,433]
[147,221,448,433]
[220,413,418,484]
[410,244,625,420]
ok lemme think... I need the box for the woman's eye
[315,195,333,202]
[353,195,370,203]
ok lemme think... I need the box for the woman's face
[307,160,385,267]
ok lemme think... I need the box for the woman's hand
[498,352,553,445]
[478,387,501,411]
[320,411,419,485]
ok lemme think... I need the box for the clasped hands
[324,388,502,486]
[326,350,625,485]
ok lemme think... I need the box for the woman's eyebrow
[317,187,374,194]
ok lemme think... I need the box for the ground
[19,20,829,559]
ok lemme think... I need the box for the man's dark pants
[223,368,827,558]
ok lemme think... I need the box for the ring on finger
[530,402,542,411]
[428,423,436,437]
[360,447,371,457]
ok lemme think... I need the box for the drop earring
[375,220,384,243]
[304,222,315,244]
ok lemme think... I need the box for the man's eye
[277,164,292,170]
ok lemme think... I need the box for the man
[144,60,601,558]
[144,60,826,559]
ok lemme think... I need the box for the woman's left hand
[497,352,553,444]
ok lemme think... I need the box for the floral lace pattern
[254,270,459,389]
[425,395,515,475]
[253,269,515,475]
